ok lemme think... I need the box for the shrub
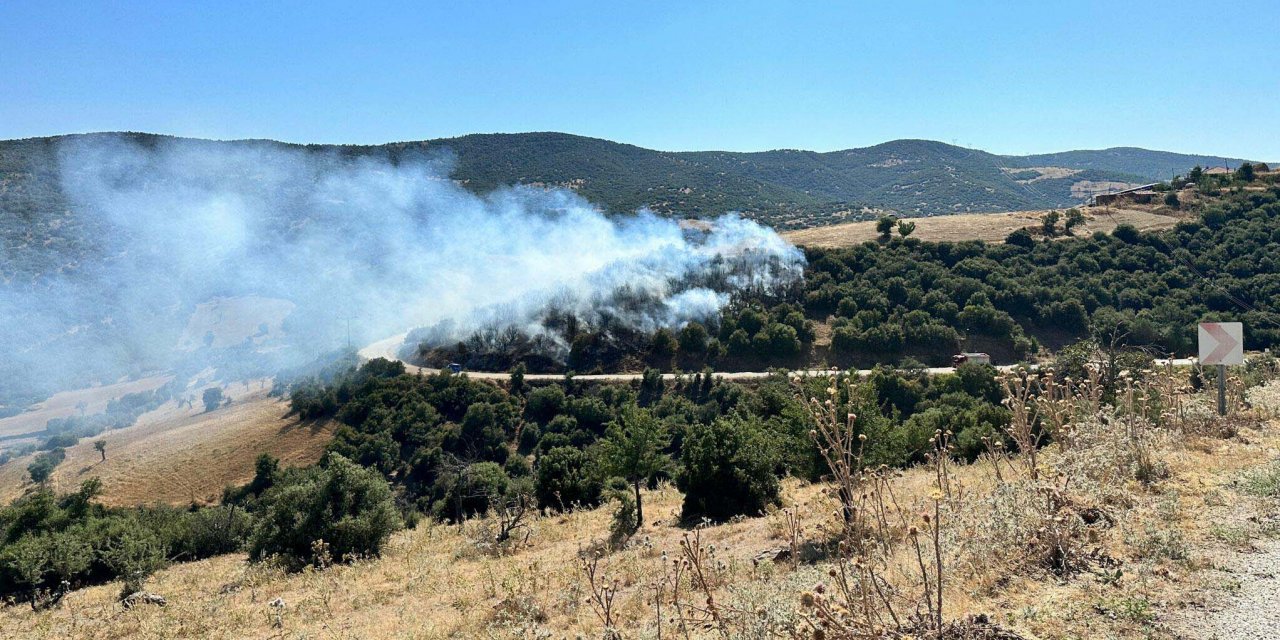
[249,454,401,569]
[202,387,224,412]
[27,449,65,484]
[1005,228,1034,247]
[605,478,637,547]
[678,415,780,522]
[534,446,603,511]
[432,461,509,522]
[1112,223,1140,244]
[1241,462,1280,498]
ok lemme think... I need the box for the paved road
[362,333,1200,382]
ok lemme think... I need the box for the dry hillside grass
[0,380,335,507]
[782,206,1181,247]
[0,376,172,441]
[3,374,1279,639]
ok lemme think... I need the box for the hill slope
[1,132,1262,233]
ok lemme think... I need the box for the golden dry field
[0,376,172,441]
[782,205,1184,247]
[0,380,335,507]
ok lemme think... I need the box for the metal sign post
[1217,364,1226,416]
[1199,322,1244,416]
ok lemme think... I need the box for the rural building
[1092,183,1158,206]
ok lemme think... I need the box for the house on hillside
[1092,183,1158,206]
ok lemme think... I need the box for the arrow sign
[1198,322,1244,365]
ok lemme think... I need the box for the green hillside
[1007,147,1261,180]
[3,132,1260,237]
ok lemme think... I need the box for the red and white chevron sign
[1198,322,1244,365]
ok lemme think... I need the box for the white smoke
[2,134,805,395]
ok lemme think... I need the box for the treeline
[418,300,818,376]
[424,185,1280,374]
[807,180,1280,366]
[287,358,1011,529]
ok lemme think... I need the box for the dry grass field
[3,375,1278,639]
[782,205,1183,247]
[0,376,172,441]
[0,380,336,507]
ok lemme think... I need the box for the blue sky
[3,1,1277,159]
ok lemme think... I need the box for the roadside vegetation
[2,350,1277,638]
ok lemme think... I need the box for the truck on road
[951,352,992,367]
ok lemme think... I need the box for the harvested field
[0,380,335,506]
[782,206,1182,247]
[0,375,172,441]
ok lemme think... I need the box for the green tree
[534,446,602,511]
[1164,192,1180,208]
[649,328,677,367]
[93,439,107,462]
[1064,208,1085,234]
[678,321,708,355]
[1112,223,1140,244]
[1005,228,1034,248]
[248,453,279,496]
[896,220,916,238]
[1042,210,1061,237]
[598,407,670,532]
[677,415,780,521]
[202,387,224,413]
[1236,163,1255,182]
[875,215,897,240]
[249,453,401,569]
[27,449,64,484]
[509,362,527,397]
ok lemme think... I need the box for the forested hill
[1008,147,1260,181]
[1,132,1264,230]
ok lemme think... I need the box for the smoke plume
[1,134,805,398]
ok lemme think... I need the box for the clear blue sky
[3,1,1277,159]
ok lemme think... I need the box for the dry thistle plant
[789,374,957,640]
[1034,368,1075,449]
[1000,369,1041,481]
[802,375,870,543]
[580,551,622,640]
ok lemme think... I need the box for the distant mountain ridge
[0,132,1264,233]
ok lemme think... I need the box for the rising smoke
[1,134,805,400]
